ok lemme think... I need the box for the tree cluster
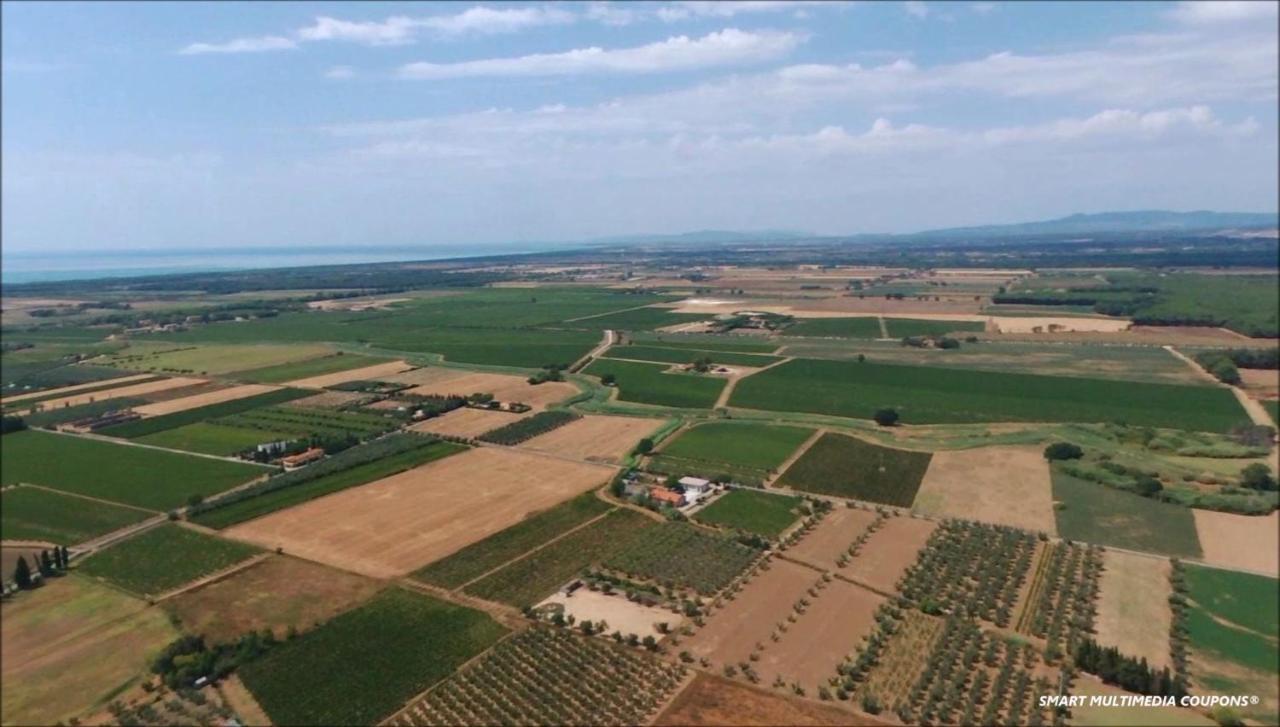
[1073,638,1188,698]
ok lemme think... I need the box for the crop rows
[1015,541,1103,659]
[394,628,686,727]
[897,521,1037,627]
[218,405,394,438]
[478,410,581,445]
[603,523,760,595]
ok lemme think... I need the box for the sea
[0,242,584,285]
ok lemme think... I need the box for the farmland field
[234,352,390,383]
[224,447,612,577]
[912,445,1057,533]
[695,489,802,537]
[238,588,508,726]
[0,429,268,510]
[784,506,879,571]
[775,432,932,506]
[131,383,282,416]
[584,358,726,409]
[516,414,663,464]
[414,491,612,589]
[1093,550,1174,670]
[1051,469,1203,559]
[99,387,312,438]
[842,516,937,594]
[1191,510,1279,576]
[100,343,334,376]
[464,508,654,607]
[658,421,815,474]
[163,555,381,643]
[603,522,759,594]
[654,674,871,726]
[1183,564,1278,638]
[780,316,884,338]
[0,575,180,726]
[78,523,260,596]
[477,409,579,444]
[628,335,781,354]
[604,344,783,367]
[568,306,709,330]
[683,558,817,668]
[1,485,151,544]
[730,357,1248,431]
[887,317,987,337]
[12,375,206,412]
[136,421,297,455]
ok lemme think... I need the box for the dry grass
[685,559,815,668]
[784,507,879,571]
[0,373,155,405]
[1094,550,1174,670]
[403,372,579,411]
[655,674,888,726]
[410,408,531,438]
[842,517,937,594]
[1192,510,1279,576]
[288,390,371,409]
[283,360,412,389]
[224,447,613,578]
[133,383,281,417]
[912,446,1057,534]
[19,376,206,412]
[517,415,663,464]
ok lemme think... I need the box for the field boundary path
[69,513,168,558]
[18,482,159,514]
[381,626,529,726]
[877,315,889,339]
[151,551,273,603]
[570,329,615,373]
[398,577,526,627]
[764,427,826,487]
[451,509,617,592]
[1165,346,1278,438]
[43,427,272,466]
[716,356,793,410]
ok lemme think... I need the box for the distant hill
[910,210,1279,239]
[589,229,812,245]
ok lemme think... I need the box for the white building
[678,476,712,505]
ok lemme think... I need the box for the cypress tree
[38,550,54,577]
[13,556,32,589]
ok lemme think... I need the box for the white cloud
[904,1,930,19]
[325,65,356,80]
[1168,1,1279,25]
[297,16,419,45]
[981,105,1256,144]
[657,1,816,22]
[398,29,803,80]
[970,2,997,15]
[179,35,297,55]
[418,5,574,35]
[585,2,639,26]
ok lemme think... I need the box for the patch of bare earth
[1093,550,1173,670]
[283,360,412,389]
[404,372,578,411]
[841,516,937,594]
[0,373,156,405]
[655,674,891,726]
[912,446,1057,534]
[538,589,675,637]
[517,414,663,464]
[752,579,884,693]
[783,507,878,571]
[1192,510,1279,576]
[685,559,815,668]
[223,448,613,578]
[219,675,272,727]
[20,376,206,413]
[287,390,371,409]
[410,407,530,438]
[133,383,281,417]
[162,555,382,643]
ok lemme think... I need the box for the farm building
[281,447,324,470]
[649,487,685,507]
[678,476,713,505]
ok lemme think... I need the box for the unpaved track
[765,427,825,487]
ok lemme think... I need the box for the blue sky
[2,0,1277,253]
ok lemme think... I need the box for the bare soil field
[517,414,663,464]
[784,507,879,571]
[133,383,281,417]
[162,554,382,643]
[218,675,272,727]
[753,580,884,691]
[986,327,1271,346]
[404,372,578,410]
[307,296,411,311]
[1093,550,1173,670]
[1192,510,1279,576]
[538,589,674,637]
[410,407,531,438]
[288,390,371,409]
[842,516,937,594]
[19,376,206,412]
[912,446,1057,534]
[224,447,613,578]
[1,575,178,726]
[669,299,985,317]
[990,316,1131,333]
[685,559,816,668]
[0,373,155,405]
[381,367,474,386]
[1239,367,1280,397]
[284,359,412,388]
[655,674,890,726]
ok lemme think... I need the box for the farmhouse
[678,476,713,504]
[649,487,685,507]
[281,447,324,470]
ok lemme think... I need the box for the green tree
[1240,463,1277,491]
[13,556,32,589]
[38,550,54,577]
[601,373,617,386]
[1043,442,1084,461]
[634,437,654,454]
[873,408,899,427]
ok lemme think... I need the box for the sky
[2,0,1277,254]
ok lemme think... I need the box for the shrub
[1044,442,1084,461]
[872,408,899,427]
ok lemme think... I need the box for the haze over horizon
[2,0,1278,254]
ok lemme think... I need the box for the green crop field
[627,335,781,354]
[238,588,508,726]
[780,317,884,338]
[1050,470,1202,558]
[1184,565,1278,638]
[19,397,149,428]
[99,343,334,376]
[191,438,465,529]
[566,307,709,331]
[583,359,726,409]
[465,509,654,607]
[136,422,298,456]
[694,489,802,537]
[730,358,1248,431]
[1185,606,1279,673]
[1,486,151,545]
[477,410,580,445]
[98,388,313,438]
[1263,399,1279,427]
[218,405,396,439]
[604,522,758,594]
[1,361,133,396]
[1,373,160,410]
[657,422,814,473]
[604,344,782,367]
[234,352,390,383]
[78,524,260,596]
[775,432,932,506]
[0,430,268,510]
[414,492,613,589]
[886,318,986,338]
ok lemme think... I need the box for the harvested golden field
[842,516,937,594]
[381,367,474,387]
[410,408,531,438]
[0,373,155,405]
[751,579,884,692]
[1,575,178,726]
[163,555,381,643]
[132,383,281,417]
[19,376,206,412]
[403,372,578,411]
[1192,510,1279,576]
[1093,550,1173,670]
[288,390,371,409]
[912,446,1057,534]
[224,447,613,578]
[517,414,663,464]
[784,507,879,571]
[685,559,816,668]
[990,316,1130,333]
[655,674,889,726]
[283,359,412,388]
